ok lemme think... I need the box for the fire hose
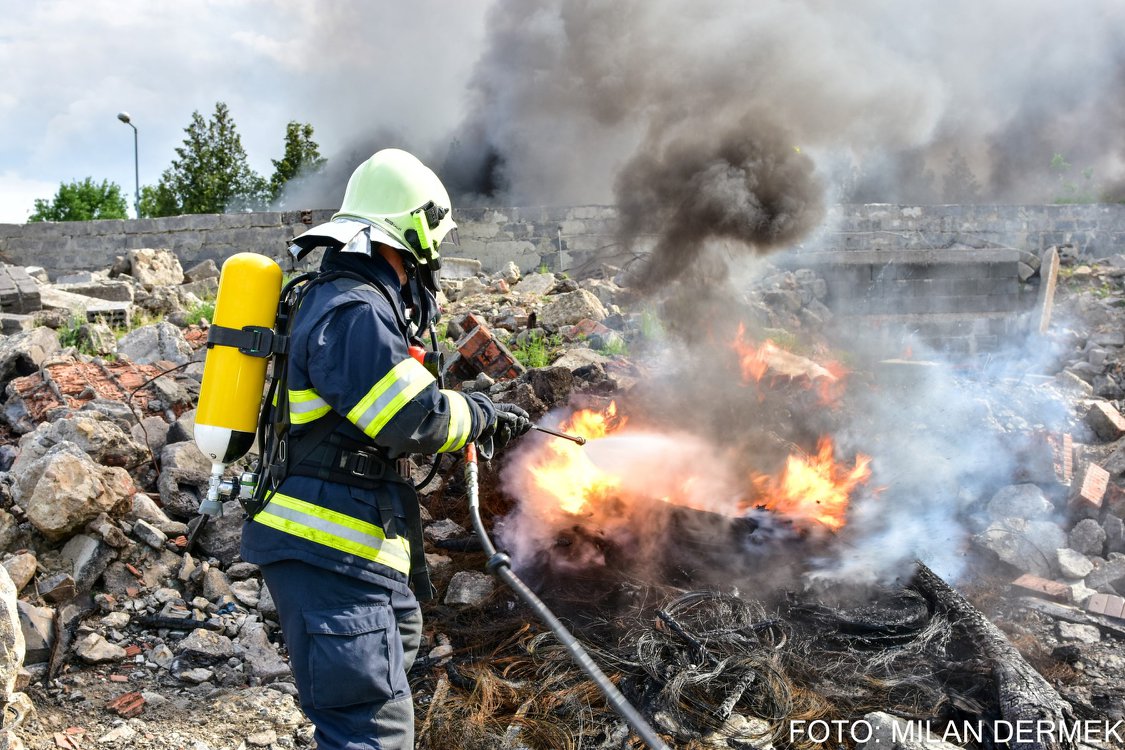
[464,442,671,750]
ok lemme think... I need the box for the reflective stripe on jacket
[241,252,496,587]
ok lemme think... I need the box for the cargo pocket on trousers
[302,604,406,709]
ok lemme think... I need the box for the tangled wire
[416,579,999,750]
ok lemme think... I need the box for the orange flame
[750,437,872,531]
[731,323,847,405]
[527,403,625,514]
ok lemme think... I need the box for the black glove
[491,403,533,450]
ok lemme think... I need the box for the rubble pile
[0,245,1116,750]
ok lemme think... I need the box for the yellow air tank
[195,252,282,515]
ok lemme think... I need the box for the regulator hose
[464,443,671,750]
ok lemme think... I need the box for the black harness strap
[206,324,288,357]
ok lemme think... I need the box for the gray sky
[0,0,492,222]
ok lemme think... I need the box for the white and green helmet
[290,148,456,291]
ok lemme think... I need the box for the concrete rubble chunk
[1,554,36,593]
[515,272,556,296]
[16,602,53,664]
[236,621,291,683]
[202,567,233,602]
[986,484,1053,521]
[16,442,134,542]
[1057,548,1094,579]
[1085,555,1125,594]
[132,518,168,549]
[75,632,126,663]
[442,257,482,280]
[444,571,495,607]
[975,518,1066,578]
[61,533,116,590]
[0,567,25,703]
[75,322,117,356]
[0,327,61,385]
[193,500,243,565]
[157,441,211,519]
[499,261,521,285]
[0,265,41,314]
[230,579,261,608]
[551,347,613,372]
[128,248,184,289]
[424,518,467,543]
[182,259,219,284]
[537,289,608,328]
[11,413,148,476]
[1104,514,1125,554]
[56,278,134,303]
[37,573,75,604]
[117,321,193,365]
[175,628,235,664]
[1057,621,1100,643]
[1084,401,1125,442]
[1069,518,1107,557]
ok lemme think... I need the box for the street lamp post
[116,112,139,218]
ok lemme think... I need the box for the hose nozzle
[531,424,586,445]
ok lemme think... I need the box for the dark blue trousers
[261,560,422,750]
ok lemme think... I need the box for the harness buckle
[350,452,370,477]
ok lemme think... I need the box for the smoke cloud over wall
[442,0,1125,209]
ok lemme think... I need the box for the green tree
[142,102,266,217]
[268,121,326,204]
[29,177,128,222]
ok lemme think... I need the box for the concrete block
[1085,402,1125,442]
[1086,592,1125,620]
[1011,574,1070,602]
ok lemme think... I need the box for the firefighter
[241,148,531,750]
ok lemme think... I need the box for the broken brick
[123,644,142,658]
[109,674,129,683]
[1068,462,1109,512]
[451,314,525,381]
[106,691,145,718]
[1084,402,1125,442]
[1011,574,1071,602]
[1086,592,1125,621]
[1053,432,1074,484]
[125,564,142,579]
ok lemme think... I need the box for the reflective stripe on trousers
[252,492,411,575]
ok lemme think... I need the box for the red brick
[459,312,488,332]
[1086,592,1125,620]
[1056,433,1074,484]
[1011,574,1070,602]
[1084,402,1125,442]
[106,691,145,718]
[454,317,525,381]
[1068,462,1109,511]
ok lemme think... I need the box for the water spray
[464,441,669,750]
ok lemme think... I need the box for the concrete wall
[0,203,1123,279]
